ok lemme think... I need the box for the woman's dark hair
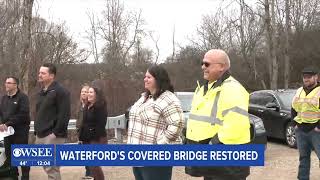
[91,86,106,109]
[92,87,107,107]
[145,65,174,100]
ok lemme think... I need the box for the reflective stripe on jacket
[292,86,320,124]
[186,76,250,144]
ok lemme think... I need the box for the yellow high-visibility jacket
[186,76,250,144]
[292,86,320,124]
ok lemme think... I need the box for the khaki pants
[35,134,65,180]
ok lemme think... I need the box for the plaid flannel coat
[127,91,184,144]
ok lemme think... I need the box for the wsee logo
[12,148,53,158]
[13,148,22,157]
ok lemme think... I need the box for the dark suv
[249,89,297,148]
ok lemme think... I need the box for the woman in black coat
[79,86,107,180]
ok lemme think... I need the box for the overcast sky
[35,0,223,62]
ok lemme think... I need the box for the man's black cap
[302,66,319,75]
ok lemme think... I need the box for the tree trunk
[239,0,248,62]
[284,0,290,88]
[0,40,4,62]
[20,0,34,94]
[172,24,175,63]
[264,0,278,89]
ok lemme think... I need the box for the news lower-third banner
[11,144,265,166]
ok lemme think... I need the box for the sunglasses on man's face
[201,61,210,67]
[201,61,225,68]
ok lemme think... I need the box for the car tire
[285,122,297,148]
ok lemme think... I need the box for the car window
[176,94,193,112]
[250,93,264,105]
[250,92,278,106]
[262,93,278,106]
[277,91,296,109]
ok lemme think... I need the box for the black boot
[21,176,30,180]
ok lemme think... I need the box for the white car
[175,92,194,125]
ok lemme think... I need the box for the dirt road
[29,140,319,180]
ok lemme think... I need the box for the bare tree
[130,37,152,65]
[86,11,100,63]
[264,0,278,89]
[172,24,175,63]
[0,0,27,78]
[23,16,89,87]
[291,0,320,32]
[98,0,145,67]
[284,0,291,88]
[236,0,267,88]
[148,31,160,64]
[0,0,88,96]
[31,19,89,63]
[20,0,34,94]
[193,8,232,51]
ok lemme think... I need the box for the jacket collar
[6,89,20,98]
[41,81,57,95]
[303,82,320,95]
[203,70,231,95]
[46,81,57,91]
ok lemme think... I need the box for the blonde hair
[80,83,90,102]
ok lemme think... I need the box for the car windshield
[277,91,296,108]
[177,94,193,112]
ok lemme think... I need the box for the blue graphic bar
[11,144,264,166]
[56,144,264,166]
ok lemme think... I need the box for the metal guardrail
[29,114,128,142]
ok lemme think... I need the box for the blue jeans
[296,128,320,180]
[133,167,172,180]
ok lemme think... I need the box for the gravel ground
[29,140,320,180]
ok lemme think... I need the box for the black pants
[83,137,107,180]
[3,131,30,180]
[133,166,172,180]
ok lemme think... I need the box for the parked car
[175,92,267,145]
[249,89,297,148]
[175,92,193,125]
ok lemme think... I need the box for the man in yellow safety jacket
[184,49,251,180]
[292,66,320,180]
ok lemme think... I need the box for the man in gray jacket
[34,63,70,180]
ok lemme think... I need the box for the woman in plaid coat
[127,65,184,180]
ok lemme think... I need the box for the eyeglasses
[5,82,16,85]
[201,61,224,67]
[201,61,211,67]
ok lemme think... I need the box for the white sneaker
[81,176,94,180]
